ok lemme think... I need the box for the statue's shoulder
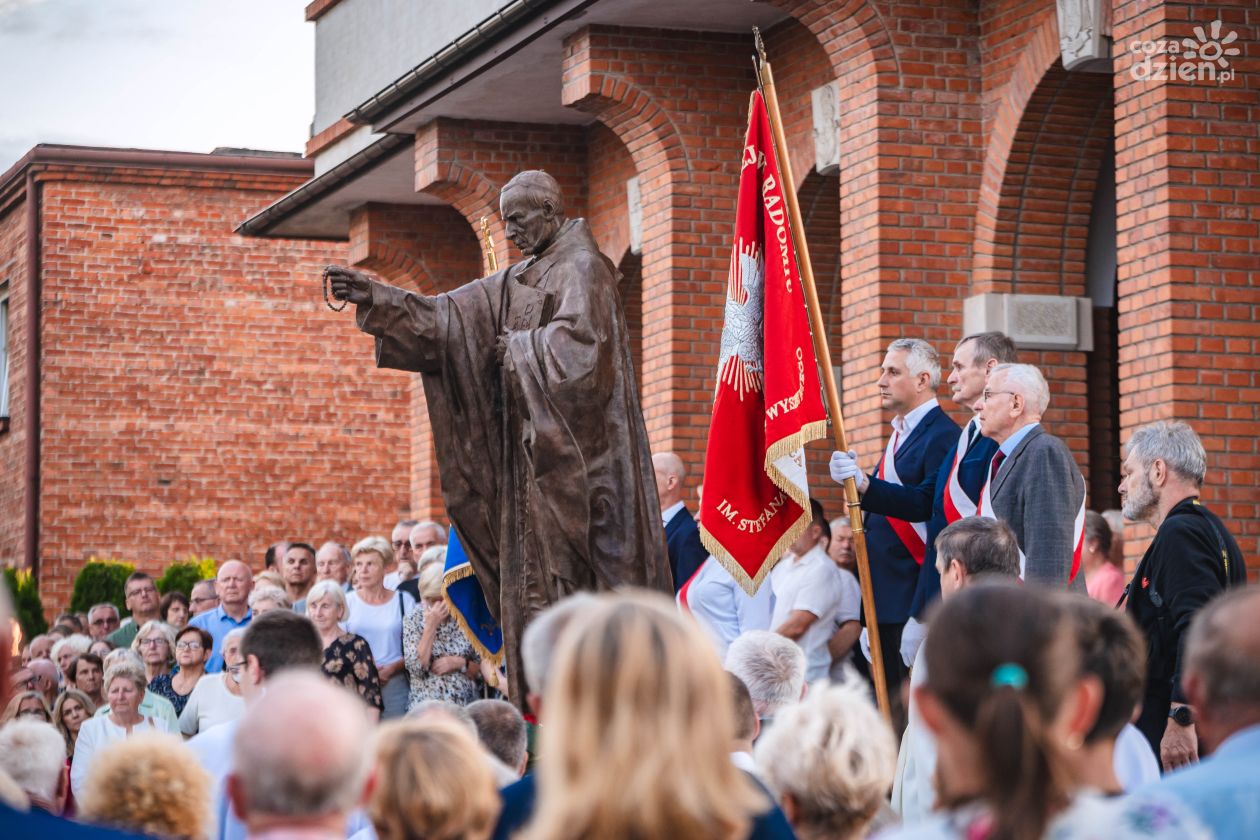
[555,219,615,276]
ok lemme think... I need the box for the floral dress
[403,606,480,707]
[148,673,193,717]
[322,632,384,714]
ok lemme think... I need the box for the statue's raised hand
[324,265,372,306]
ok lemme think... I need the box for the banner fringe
[441,563,504,666]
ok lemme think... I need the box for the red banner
[699,90,828,594]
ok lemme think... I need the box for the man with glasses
[385,519,420,590]
[87,602,121,640]
[971,362,1086,589]
[107,572,161,648]
[190,579,220,617]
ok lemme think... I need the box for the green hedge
[156,556,217,598]
[3,568,48,642]
[69,558,135,617]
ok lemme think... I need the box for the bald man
[228,672,372,838]
[189,560,255,673]
[654,451,707,592]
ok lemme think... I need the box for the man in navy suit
[654,451,707,592]
[831,332,1018,668]
[828,338,958,726]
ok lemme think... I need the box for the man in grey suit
[973,363,1086,589]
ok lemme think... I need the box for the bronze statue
[326,170,672,704]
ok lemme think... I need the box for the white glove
[900,616,927,668]
[858,627,873,664]
[829,450,869,494]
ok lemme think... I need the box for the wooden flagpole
[753,29,891,721]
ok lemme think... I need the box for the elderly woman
[68,653,105,707]
[307,579,383,721]
[178,628,246,737]
[754,680,897,840]
[159,591,191,630]
[70,662,173,797]
[248,585,292,615]
[132,620,177,685]
[149,626,212,717]
[51,633,92,678]
[88,639,114,659]
[2,691,52,724]
[345,536,416,720]
[403,563,481,708]
[53,689,96,760]
[363,718,499,840]
[78,732,212,840]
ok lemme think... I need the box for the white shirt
[71,713,171,797]
[345,590,416,668]
[826,566,863,680]
[179,673,246,736]
[1114,722,1160,791]
[685,557,775,660]
[891,640,935,824]
[189,720,244,840]
[891,398,940,449]
[662,500,686,527]
[769,545,847,682]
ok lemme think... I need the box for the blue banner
[442,527,503,663]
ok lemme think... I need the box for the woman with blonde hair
[520,591,785,840]
[365,717,499,840]
[2,690,52,724]
[346,536,416,719]
[78,732,211,839]
[53,688,96,759]
[131,620,177,684]
[403,562,481,708]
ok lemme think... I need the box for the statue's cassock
[354,218,672,703]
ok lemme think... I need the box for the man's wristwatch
[1169,705,1193,727]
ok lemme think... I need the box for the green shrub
[3,567,48,642]
[69,558,135,617]
[156,556,217,598]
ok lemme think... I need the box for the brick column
[1113,1,1260,567]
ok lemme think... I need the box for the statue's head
[500,170,566,257]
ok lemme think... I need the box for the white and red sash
[977,450,1086,583]
[878,430,928,565]
[942,419,980,523]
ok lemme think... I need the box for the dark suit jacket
[862,418,998,619]
[665,504,707,593]
[1126,496,1246,752]
[987,424,1086,590]
[859,405,958,624]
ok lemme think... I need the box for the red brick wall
[1112,1,1260,572]
[11,162,411,609]
[0,198,29,568]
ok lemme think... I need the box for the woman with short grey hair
[308,579,383,721]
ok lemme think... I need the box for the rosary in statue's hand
[323,265,372,311]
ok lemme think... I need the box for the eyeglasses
[226,664,244,684]
[191,596,219,605]
[90,617,119,627]
[138,638,168,648]
[391,540,408,550]
[18,709,48,719]
[981,389,1016,402]
[175,641,203,651]
[126,586,157,598]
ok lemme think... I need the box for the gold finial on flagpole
[481,216,499,274]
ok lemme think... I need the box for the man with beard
[1120,420,1246,769]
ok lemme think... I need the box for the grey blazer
[989,424,1087,591]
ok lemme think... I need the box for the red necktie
[990,451,1006,482]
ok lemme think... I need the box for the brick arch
[972,13,1060,290]
[348,203,482,294]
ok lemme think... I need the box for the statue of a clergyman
[326,170,672,704]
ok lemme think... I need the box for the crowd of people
[1,330,1254,840]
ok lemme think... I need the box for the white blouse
[70,713,172,797]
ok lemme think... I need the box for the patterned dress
[148,673,193,717]
[403,606,480,707]
[322,632,384,713]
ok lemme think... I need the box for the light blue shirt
[998,421,1040,458]
[188,720,243,840]
[686,557,775,662]
[189,606,253,673]
[1143,723,1260,839]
